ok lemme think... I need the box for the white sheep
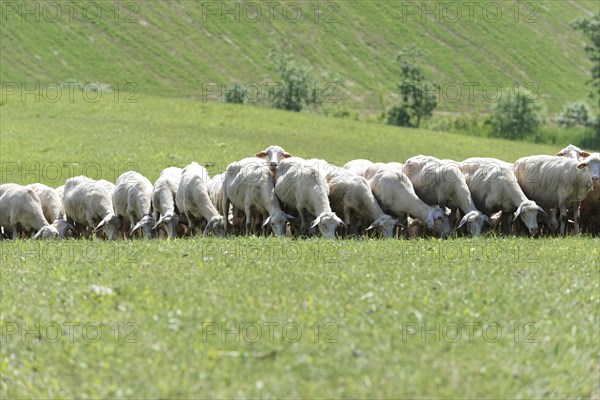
[62,176,121,240]
[309,159,398,237]
[274,157,345,238]
[255,145,292,176]
[513,154,600,235]
[555,144,591,160]
[152,166,183,239]
[460,157,547,236]
[176,162,226,237]
[367,167,452,238]
[343,159,375,178]
[113,171,155,239]
[222,157,293,236]
[554,146,599,235]
[0,184,60,239]
[27,183,74,238]
[403,155,490,236]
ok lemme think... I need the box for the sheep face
[154,213,181,240]
[427,207,452,238]
[577,156,600,183]
[515,201,543,236]
[34,225,59,239]
[311,212,344,239]
[458,210,490,237]
[94,214,121,240]
[52,218,76,239]
[255,145,292,174]
[204,216,226,237]
[262,210,290,236]
[555,145,590,160]
[366,215,397,238]
[131,214,156,239]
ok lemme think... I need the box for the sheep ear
[283,152,292,158]
[457,215,469,229]
[366,220,379,231]
[285,213,296,220]
[202,223,212,236]
[130,222,143,235]
[513,205,522,221]
[34,229,44,239]
[427,212,435,229]
[93,220,105,232]
[255,151,267,158]
[310,217,321,229]
[577,162,588,169]
[580,151,591,158]
[537,207,548,216]
[484,216,493,227]
[262,216,271,228]
[554,151,566,157]
[153,216,165,230]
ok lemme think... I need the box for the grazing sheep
[255,145,292,177]
[554,147,599,235]
[27,183,74,238]
[63,176,121,240]
[460,157,546,236]
[403,155,490,236]
[275,157,345,238]
[0,184,60,239]
[152,167,183,239]
[222,158,293,236]
[514,154,600,235]
[113,171,155,239]
[367,166,452,238]
[176,162,226,237]
[343,159,375,178]
[311,159,398,237]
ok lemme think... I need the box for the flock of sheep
[1,144,599,241]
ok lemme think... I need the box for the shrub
[489,88,547,140]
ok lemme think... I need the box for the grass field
[1,93,599,398]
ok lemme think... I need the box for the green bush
[269,51,317,112]
[489,88,547,140]
[556,100,592,127]
[224,83,246,104]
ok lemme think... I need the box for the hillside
[0,92,560,185]
[1,0,598,115]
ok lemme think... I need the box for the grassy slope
[1,0,598,114]
[0,93,559,185]
[1,95,599,398]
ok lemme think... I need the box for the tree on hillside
[571,13,600,106]
[489,87,547,140]
[387,44,439,128]
[269,51,317,112]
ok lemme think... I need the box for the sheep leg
[573,203,580,235]
[501,211,512,236]
[244,203,252,236]
[559,205,568,236]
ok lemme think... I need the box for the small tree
[571,13,600,105]
[489,88,547,140]
[269,51,316,112]
[556,100,592,128]
[388,44,438,128]
[224,83,246,104]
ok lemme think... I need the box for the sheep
[513,154,600,235]
[555,144,590,160]
[176,162,226,237]
[113,171,155,239]
[308,159,398,237]
[554,147,599,235]
[274,157,345,238]
[222,157,293,236]
[0,184,60,239]
[343,159,375,178]
[27,183,74,238]
[403,155,490,236]
[62,176,121,240]
[255,145,292,177]
[459,157,547,236]
[367,167,452,238]
[152,166,183,240]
